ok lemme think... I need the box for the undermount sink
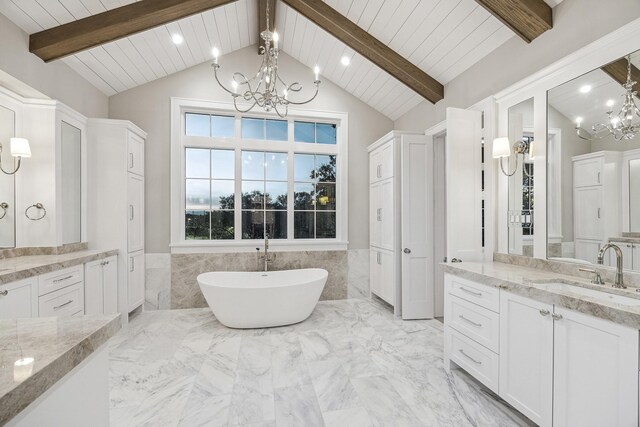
[543,282,640,306]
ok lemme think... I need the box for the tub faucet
[597,243,625,288]
[257,236,276,271]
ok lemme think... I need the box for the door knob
[451,258,462,263]
[403,248,411,254]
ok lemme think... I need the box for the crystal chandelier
[576,55,640,141]
[211,1,320,118]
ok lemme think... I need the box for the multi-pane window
[241,151,288,239]
[294,154,337,238]
[522,135,534,236]
[182,112,342,243]
[185,148,235,240]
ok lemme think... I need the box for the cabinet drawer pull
[597,208,601,219]
[377,164,381,178]
[0,289,8,296]
[459,349,482,365]
[53,275,74,283]
[458,314,482,328]
[539,309,550,316]
[129,153,134,169]
[459,287,482,297]
[130,205,134,221]
[54,300,73,310]
[551,313,563,321]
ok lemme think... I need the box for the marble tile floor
[107,299,533,427]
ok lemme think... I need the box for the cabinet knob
[539,309,550,316]
[403,248,411,254]
[0,289,8,296]
[551,313,563,321]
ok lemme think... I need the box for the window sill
[170,240,349,254]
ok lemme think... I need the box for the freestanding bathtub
[197,268,328,328]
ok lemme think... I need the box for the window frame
[170,98,348,253]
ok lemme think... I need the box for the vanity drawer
[445,274,499,313]
[446,327,499,393]
[39,282,84,318]
[39,265,84,296]
[446,295,500,353]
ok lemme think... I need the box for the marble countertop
[0,249,118,286]
[442,261,640,330]
[0,314,121,426]
[609,236,640,244]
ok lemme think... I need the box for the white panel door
[127,250,145,310]
[634,244,640,272]
[0,279,38,319]
[127,132,144,177]
[84,260,104,315]
[574,187,602,240]
[574,239,602,265]
[369,148,381,183]
[369,183,381,248]
[573,158,602,188]
[102,256,118,314]
[499,292,553,427]
[401,136,431,319]
[445,108,483,262]
[379,142,394,181]
[608,241,633,270]
[127,173,145,252]
[380,179,395,251]
[369,248,381,296]
[553,307,639,427]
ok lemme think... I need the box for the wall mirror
[547,49,640,269]
[506,98,535,256]
[61,121,81,244]
[0,105,15,248]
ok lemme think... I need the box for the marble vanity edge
[622,232,640,238]
[608,236,640,244]
[0,314,121,427]
[442,263,640,330]
[0,250,119,286]
[0,243,89,260]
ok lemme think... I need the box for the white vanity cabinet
[445,273,640,427]
[85,256,118,315]
[499,292,553,426]
[572,152,621,263]
[0,279,38,319]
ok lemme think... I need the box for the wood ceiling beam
[601,57,640,94]
[258,0,276,54]
[474,0,552,43]
[30,0,237,62]
[280,0,444,104]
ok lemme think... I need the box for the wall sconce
[0,138,31,175]
[493,137,534,177]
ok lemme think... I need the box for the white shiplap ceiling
[0,0,562,120]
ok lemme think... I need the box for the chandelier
[211,1,320,118]
[576,55,640,141]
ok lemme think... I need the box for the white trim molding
[170,97,349,253]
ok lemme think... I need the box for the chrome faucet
[256,235,276,271]
[597,243,626,288]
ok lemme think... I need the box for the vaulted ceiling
[0,0,562,120]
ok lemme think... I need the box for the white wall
[108,46,393,253]
[394,0,640,132]
[0,12,108,118]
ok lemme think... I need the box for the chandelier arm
[499,156,518,177]
[285,83,321,105]
[212,66,241,97]
[233,96,258,114]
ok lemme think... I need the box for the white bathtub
[197,268,328,328]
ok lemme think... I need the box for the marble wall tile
[170,251,348,310]
[145,253,171,310]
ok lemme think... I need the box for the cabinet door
[499,292,553,427]
[0,279,37,319]
[634,245,640,272]
[553,307,638,427]
[380,179,395,251]
[102,256,118,314]
[608,241,633,270]
[574,239,601,265]
[127,173,145,252]
[127,251,145,311]
[380,249,395,306]
[84,260,104,315]
[369,149,381,183]
[369,248,381,296]
[369,183,381,248]
[573,157,602,188]
[574,187,602,240]
[127,132,144,176]
[379,142,394,181]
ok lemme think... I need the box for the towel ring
[0,202,8,220]
[25,203,46,221]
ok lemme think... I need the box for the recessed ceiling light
[172,34,184,45]
[579,85,592,94]
[341,56,350,66]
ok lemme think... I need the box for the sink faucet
[256,235,276,271]
[597,243,626,289]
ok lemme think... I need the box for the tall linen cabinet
[87,119,146,320]
[368,131,431,319]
